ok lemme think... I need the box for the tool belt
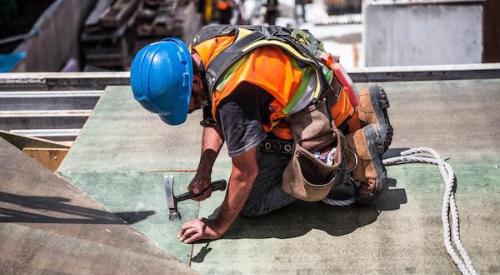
[258,138,293,155]
[282,98,347,202]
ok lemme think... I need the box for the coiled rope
[383,147,478,275]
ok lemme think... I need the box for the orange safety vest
[191,26,357,140]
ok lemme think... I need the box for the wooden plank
[23,148,69,172]
[0,130,69,150]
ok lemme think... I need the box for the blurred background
[0,0,500,72]
[0,0,498,72]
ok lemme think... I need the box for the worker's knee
[239,203,271,217]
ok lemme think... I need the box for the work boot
[345,125,386,205]
[357,84,393,154]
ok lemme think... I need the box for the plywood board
[0,129,69,150]
[23,147,68,172]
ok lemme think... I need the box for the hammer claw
[164,175,227,221]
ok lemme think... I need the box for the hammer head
[164,175,181,221]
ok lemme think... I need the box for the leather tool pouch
[288,98,335,152]
[282,129,346,201]
[282,99,347,201]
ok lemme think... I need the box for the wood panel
[23,148,68,172]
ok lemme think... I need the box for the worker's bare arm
[189,125,225,201]
[179,147,259,243]
[211,147,259,234]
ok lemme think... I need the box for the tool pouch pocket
[287,99,335,152]
[282,129,346,201]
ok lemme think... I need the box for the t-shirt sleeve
[217,82,273,157]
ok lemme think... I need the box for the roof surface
[56,80,500,273]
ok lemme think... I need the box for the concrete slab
[364,1,483,66]
[0,138,195,274]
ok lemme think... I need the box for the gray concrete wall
[14,0,97,72]
[364,1,484,67]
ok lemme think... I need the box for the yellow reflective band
[235,28,254,42]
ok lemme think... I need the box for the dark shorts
[240,147,296,217]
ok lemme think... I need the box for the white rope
[322,197,356,206]
[383,147,478,275]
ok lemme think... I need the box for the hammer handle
[175,180,227,202]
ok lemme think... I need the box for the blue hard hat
[130,38,193,125]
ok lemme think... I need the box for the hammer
[164,175,227,221]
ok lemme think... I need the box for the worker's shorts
[240,146,296,217]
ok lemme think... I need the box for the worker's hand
[178,218,220,243]
[188,173,212,201]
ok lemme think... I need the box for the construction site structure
[0,64,499,144]
[323,0,362,15]
[81,0,202,71]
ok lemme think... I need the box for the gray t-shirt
[216,82,274,157]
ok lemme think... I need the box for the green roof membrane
[57,86,230,173]
[58,86,230,264]
[192,159,500,274]
[59,79,500,273]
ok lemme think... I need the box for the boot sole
[367,85,393,154]
[357,125,387,205]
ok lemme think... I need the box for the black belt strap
[258,138,293,155]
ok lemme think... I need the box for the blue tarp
[0,52,27,72]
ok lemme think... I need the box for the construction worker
[130,25,392,244]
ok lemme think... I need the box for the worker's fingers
[178,221,196,237]
[179,227,198,242]
[180,219,197,231]
[190,181,209,195]
[183,232,202,244]
[178,227,187,239]
[194,188,212,201]
[191,185,201,195]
